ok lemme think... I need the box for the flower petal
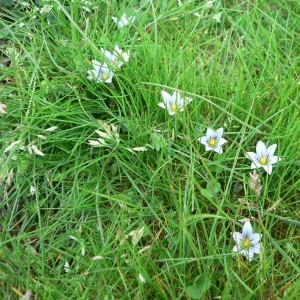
[262,164,272,174]
[252,244,261,254]
[161,91,171,102]
[91,60,101,67]
[129,16,136,23]
[239,249,248,256]
[171,91,182,103]
[256,141,267,157]
[218,137,227,146]
[269,155,281,164]
[213,145,223,153]
[120,51,130,63]
[232,232,243,244]
[105,76,113,83]
[266,144,277,158]
[247,248,254,261]
[87,70,93,80]
[249,233,261,245]
[118,13,131,28]
[112,46,129,66]
[199,136,207,146]
[158,102,166,109]
[246,152,259,163]
[242,221,253,237]
[215,128,224,140]
[168,110,176,116]
[206,128,215,139]
[101,49,114,61]
[114,45,121,53]
[233,245,240,253]
[185,97,193,104]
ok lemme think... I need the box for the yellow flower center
[169,103,179,112]
[259,156,268,165]
[241,237,252,248]
[102,72,109,81]
[208,138,218,148]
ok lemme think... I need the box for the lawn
[0,0,300,299]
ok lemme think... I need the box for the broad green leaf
[187,285,201,299]
[201,188,214,199]
[187,276,211,299]
[195,275,211,291]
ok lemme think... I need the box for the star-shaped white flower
[111,13,136,29]
[87,61,114,83]
[158,91,192,115]
[198,128,227,154]
[246,141,281,175]
[232,221,262,261]
[100,45,129,68]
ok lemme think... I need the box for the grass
[0,0,300,299]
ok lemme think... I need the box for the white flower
[101,45,130,68]
[138,273,146,284]
[232,221,262,261]
[246,141,281,175]
[87,61,114,83]
[198,128,227,154]
[158,91,192,115]
[112,13,136,29]
[0,103,7,114]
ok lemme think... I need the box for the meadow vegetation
[0,0,299,299]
